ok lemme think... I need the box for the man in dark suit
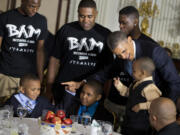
[107,31,180,102]
[105,7,160,131]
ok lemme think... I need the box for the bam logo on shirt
[6,24,41,39]
[68,37,103,53]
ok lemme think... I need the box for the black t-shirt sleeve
[37,16,48,41]
[52,25,67,60]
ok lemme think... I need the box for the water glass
[81,114,92,135]
[81,113,91,126]
[18,123,29,135]
[10,119,18,135]
[41,109,48,120]
[17,105,27,119]
[70,115,79,123]
[0,109,11,128]
[70,115,79,133]
[3,105,14,117]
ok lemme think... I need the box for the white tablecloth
[69,123,121,135]
[0,118,121,135]
[0,118,40,135]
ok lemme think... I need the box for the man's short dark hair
[107,31,128,51]
[20,74,40,86]
[85,79,103,95]
[78,0,97,10]
[119,6,139,18]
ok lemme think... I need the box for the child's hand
[113,77,123,91]
[132,104,140,112]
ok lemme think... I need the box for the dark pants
[52,83,65,105]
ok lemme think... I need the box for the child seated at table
[5,74,54,118]
[114,57,162,135]
[57,79,113,123]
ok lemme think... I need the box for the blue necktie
[126,60,133,76]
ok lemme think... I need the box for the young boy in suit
[58,79,113,123]
[5,74,54,118]
[114,57,162,135]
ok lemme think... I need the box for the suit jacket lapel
[134,40,142,59]
[30,98,40,117]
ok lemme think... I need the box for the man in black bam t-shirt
[0,0,47,103]
[46,0,113,109]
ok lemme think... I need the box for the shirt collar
[78,101,99,117]
[134,76,153,87]
[132,40,136,60]
[14,92,37,113]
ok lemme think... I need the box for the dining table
[0,117,122,135]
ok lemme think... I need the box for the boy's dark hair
[20,74,40,86]
[119,6,139,18]
[136,57,155,75]
[107,31,127,51]
[85,79,103,95]
[78,0,97,10]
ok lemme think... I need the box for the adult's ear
[134,18,139,26]
[127,36,133,44]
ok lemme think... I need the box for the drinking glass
[81,113,92,135]
[41,109,48,120]
[18,123,29,135]
[3,105,14,117]
[10,119,18,135]
[81,113,91,126]
[0,109,10,129]
[70,115,79,133]
[17,105,27,119]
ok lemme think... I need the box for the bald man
[0,0,47,104]
[149,97,180,135]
